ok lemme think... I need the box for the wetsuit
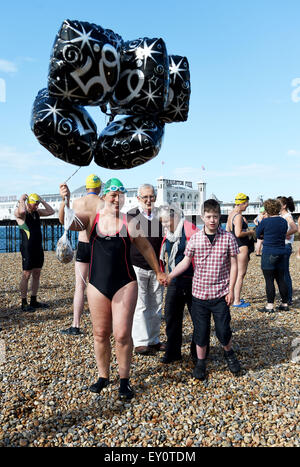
[89,214,136,300]
[19,211,44,270]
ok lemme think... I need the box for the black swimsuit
[231,213,254,257]
[89,214,136,300]
[231,213,249,248]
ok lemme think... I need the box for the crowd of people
[7,177,300,399]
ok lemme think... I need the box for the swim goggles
[104,185,126,194]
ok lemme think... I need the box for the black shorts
[191,296,232,347]
[21,248,44,271]
[75,241,91,263]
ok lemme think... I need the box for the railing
[0,219,78,253]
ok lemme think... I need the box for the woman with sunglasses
[59,178,167,400]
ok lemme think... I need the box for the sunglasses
[106,185,126,193]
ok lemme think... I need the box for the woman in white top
[254,207,266,256]
[277,196,298,305]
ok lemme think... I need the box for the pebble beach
[0,246,299,448]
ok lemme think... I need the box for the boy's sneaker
[30,301,49,309]
[21,304,35,312]
[192,359,206,380]
[277,304,289,312]
[224,350,241,374]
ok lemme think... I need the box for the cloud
[287,149,300,157]
[0,59,18,73]
[0,145,62,171]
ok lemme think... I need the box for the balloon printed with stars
[31,88,97,166]
[108,37,169,117]
[94,115,165,169]
[31,19,191,171]
[48,19,123,106]
[159,55,191,123]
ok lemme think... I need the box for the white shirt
[282,212,294,245]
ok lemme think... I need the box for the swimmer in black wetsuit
[59,178,167,400]
[15,193,55,311]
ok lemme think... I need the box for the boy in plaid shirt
[167,199,241,380]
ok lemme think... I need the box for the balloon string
[64,166,82,184]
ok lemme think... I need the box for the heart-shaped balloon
[48,19,123,106]
[31,88,97,166]
[94,115,164,169]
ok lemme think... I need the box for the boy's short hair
[202,199,221,216]
[263,198,281,216]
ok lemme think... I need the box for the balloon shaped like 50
[48,19,123,106]
[109,37,169,117]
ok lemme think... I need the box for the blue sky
[1,0,300,202]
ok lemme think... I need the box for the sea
[0,225,79,253]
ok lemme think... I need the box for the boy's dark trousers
[191,296,232,348]
[164,276,197,360]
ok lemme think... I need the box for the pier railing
[0,219,78,253]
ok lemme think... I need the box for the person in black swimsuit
[15,193,55,311]
[226,193,255,308]
[59,178,167,400]
[60,174,102,336]
[89,212,136,300]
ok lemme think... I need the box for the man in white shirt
[128,184,165,355]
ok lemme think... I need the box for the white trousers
[132,266,163,347]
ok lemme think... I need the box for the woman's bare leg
[87,283,112,379]
[73,262,89,327]
[233,246,249,305]
[112,281,138,379]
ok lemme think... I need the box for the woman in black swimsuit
[226,193,255,308]
[59,178,167,400]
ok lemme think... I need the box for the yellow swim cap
[27,193,40,204]
[86,174,101,189]
[235,193,249,205]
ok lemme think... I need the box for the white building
[1,178,299,221]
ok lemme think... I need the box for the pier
[0,219,78,253]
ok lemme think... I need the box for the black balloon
[94,115,164,169]
[31,88,97,166]
[159,55,191,123]
[48,19,123,106]
[109,37,169,117]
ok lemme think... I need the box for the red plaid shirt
[184,227,239,300]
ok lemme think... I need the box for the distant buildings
[1,178,299,221]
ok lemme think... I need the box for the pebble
[0,249,299,447]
